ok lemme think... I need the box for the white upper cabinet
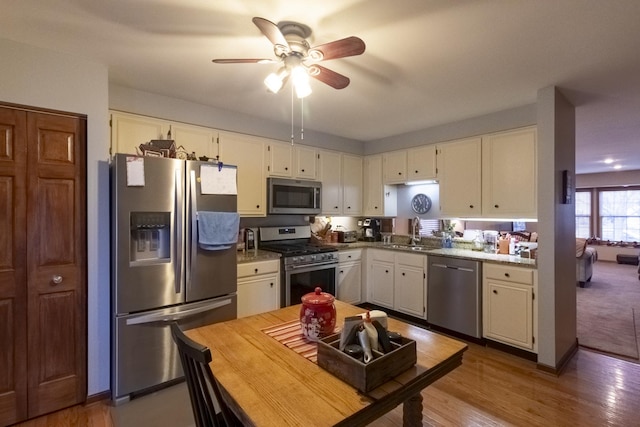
[293,145,318,180]
[110,111,167,155]
[437,137,482,217]
[406,145,437,181]
[382,150,407,184]
[364,155,397,217]
[318,150,342,215]
[171,124,216,160]
[341,154,363,216]
[482,127,537,218]
[218,132,267,217]
[267,142,293,177]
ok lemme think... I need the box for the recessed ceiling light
[604,158,614,164]
[613,164,622,170]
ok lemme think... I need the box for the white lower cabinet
[337,250,362,304]
[366,249,426,319]
[237,259,280,318]
[483,263,537,352]
[394,253,426,318]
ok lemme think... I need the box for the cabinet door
[267,142,292,177]
[382,150,407,184]
[482,127,537,218]
[364,155,397,217]
[483,280,533,349]
[294,146,318,180]
[338,262,362,304]
[237,275,279,318]
[110,111,167,155]
[438,137,482,217]
[219,132,266,216]
[318,150,342,215]
[172,123,216,160]
[407,145,436,181]
[394,264,425,318]
[342,154,363,216]
[394,253,426,318]
[370,261,394,309]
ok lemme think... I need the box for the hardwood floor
[13,342,640,426]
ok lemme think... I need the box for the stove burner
[261,242,336,256]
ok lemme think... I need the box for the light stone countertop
[236,249,281,264]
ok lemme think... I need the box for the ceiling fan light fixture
[291,66,312,98]
[264,68,288,93]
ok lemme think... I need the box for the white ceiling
[1,0,639,174]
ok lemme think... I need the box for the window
[575,191,591,238]
[599,189,640,242]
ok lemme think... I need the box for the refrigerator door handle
[125,297,233,326]
[188,169,198,286]
[174,167,184,295]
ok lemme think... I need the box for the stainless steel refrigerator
[110,154,238,403]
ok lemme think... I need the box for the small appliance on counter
[361,218,381,242]
[337,230,357,243]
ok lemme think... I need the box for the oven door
[284,261,338,307]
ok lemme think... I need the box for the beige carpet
[577,261,640,361]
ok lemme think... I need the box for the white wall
[0,38,110,396]
[109,84,364,155]
[363,104,537,154]
[576,170,640,187]
[536,86,576,369]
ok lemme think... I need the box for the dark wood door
[0,107,28,426]
[0,105,86,424]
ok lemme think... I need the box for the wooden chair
[170,323,239,427]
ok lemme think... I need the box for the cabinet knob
[493,289,498,294]
[374,206,378,209]
[254,268,259,274]
[340,270,344,274]
[415,170,419,173]
[257,205,260,209]
[347,255,352,259]
[504,273,510,278]
[469,204,474,208]
[301,169,305,172]
[495,204,499,208]
[385,270,389,273]
[398,172,402,176]
[334,206,339,209]
[347,206,351,209]
[270,283,274,288]
[52,275,63,285]
[402,272,406,276]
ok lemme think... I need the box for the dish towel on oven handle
[197,211,240,251]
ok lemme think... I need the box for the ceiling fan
[212,17,366,98]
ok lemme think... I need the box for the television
[512,221,526,232]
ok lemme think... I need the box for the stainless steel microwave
[267,177,322,215]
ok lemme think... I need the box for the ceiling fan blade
[252,17,289,49]
[310,65,350,89]
[212,58,276,64]
[310,36,365,61]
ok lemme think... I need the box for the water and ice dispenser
[130,212,171,262]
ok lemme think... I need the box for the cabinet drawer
[238,260,279,278]
[339,250,362,263]
[370,249,395,263]
[484,263,533,285]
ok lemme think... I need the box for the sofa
[576,238,597,287]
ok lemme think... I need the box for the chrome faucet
[411,216,421,246]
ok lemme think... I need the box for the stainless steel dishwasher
[427,255,482,338]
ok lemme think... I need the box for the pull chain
[300,96,304,141]
[290,84,294,145]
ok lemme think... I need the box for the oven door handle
[286,261,338,271]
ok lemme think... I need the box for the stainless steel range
[260,226,338,307]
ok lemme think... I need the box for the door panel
[26,112,86,419]
[0,107,27,426]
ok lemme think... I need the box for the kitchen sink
[385,244,428,251]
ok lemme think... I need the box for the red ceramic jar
[300,287,336,342]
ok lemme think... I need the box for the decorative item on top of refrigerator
[110,154,240,403]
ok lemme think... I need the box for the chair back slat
[170,322,238,427]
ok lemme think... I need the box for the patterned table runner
[262,320,319,363]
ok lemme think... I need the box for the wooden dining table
[186,301,468,426]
